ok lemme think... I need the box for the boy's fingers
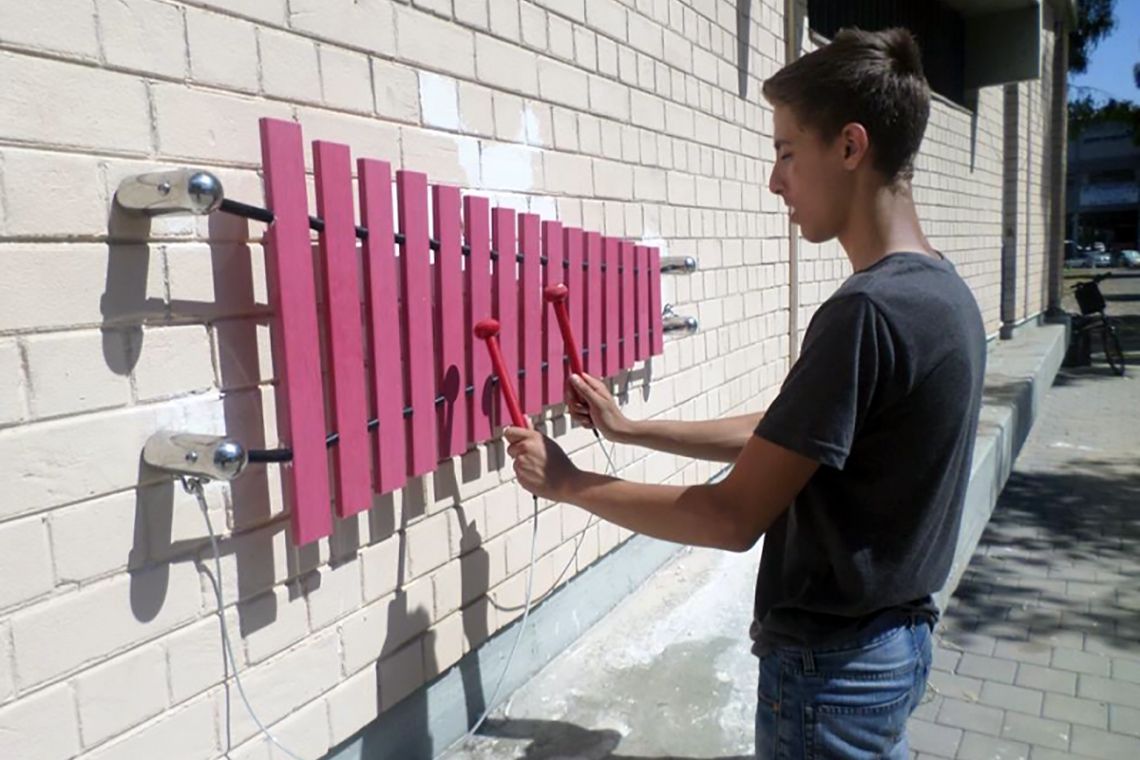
[582,373,609,395]
[570,375,604,405]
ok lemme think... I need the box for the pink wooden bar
[602,236,620,377]
[565,227,584,376]
[313,140,371,518]
[619,240,635,370]
[433,184,466,458]
[635,245,650,362]
[492,208,518,428]
[542,220,565,405]
[649,247,664,356]
[397,171,437,476]
[465,196,493,443]
[518,213,542,416]
[584,231,602,376]
[358,158,407,496]
[259,118,331,545]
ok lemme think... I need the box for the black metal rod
[243,339,656,464]
[216,199,637,271]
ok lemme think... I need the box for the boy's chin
[799,224,837,245]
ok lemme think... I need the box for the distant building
[1067,120,1140,249]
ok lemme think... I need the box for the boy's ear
[840,123,870,168]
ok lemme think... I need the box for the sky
[1069,0,1140,103]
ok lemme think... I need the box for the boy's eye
[780,153,793,162]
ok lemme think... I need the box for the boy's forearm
[616,412,763,462]
[562,471,749,551]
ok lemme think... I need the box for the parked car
[1090,250,1113,267]
[1118,249,1140,268]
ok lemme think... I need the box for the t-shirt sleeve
[755,294,894,470]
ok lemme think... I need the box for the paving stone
[1042,693,1109,730]
[1083,636,1140,662]
[1027,749,1096,760]
[1111,658,1140,685]
[1078,674,1140,710]
[934,644,962,673]
[980,682,1045,716]
[1107,704,1140,739]
[929,670,984,702]
[956,731,1030,760]
[1052,648,1111,678]
[936,697,1004,736]
[1069,724,1140,760]
[913,693,943,722]
[1015,663,1078,696]
[999,712,1071,750]
[908,718,962,757]
[958,653,1018,684]
[993,640,1053,667]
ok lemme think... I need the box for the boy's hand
[565,373,632,442]
[503,419,581,501]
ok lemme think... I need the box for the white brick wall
[0,0,1058,757]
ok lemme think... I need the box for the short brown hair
[762,28,931,183]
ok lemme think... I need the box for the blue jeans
[754,616,933,759]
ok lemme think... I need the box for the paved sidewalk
[910,277,1140,760]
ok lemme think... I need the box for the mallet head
[543,283,569,304]
[474,319,501,340]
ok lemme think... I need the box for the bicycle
[1068,272,1125,376]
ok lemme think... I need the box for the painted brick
[289,0,396,57]
[75,642,168,747]
[476,33,539,95]
[259,28,322,104]
[326,666,380,747]
[84,694,218,760]
[240,585,311,664]
[0,149,109,237]
[152,83,294,165]
[0,682,81,760]
[321,43,373,112]
[96,0,188,78]
[11,561,201,688]
[24,329,133,417]
[0,516,54,611]
[372,58,421,123]
[0,339,28,425]
[186,7,259,92]
[537,59,590,111]
[165,610,240,703]
[132,325,216,402]
[0,0,99,60]
[488,0,521,41]
[396,4,475,79]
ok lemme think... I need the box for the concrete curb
[935,320,1067,611]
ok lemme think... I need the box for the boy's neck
[838,178,937,272]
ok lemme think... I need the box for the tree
[1069,94,1140,144]
[1069,0,1116,75]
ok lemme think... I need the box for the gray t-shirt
[751,252,986,654]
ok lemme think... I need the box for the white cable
[464,494,539,740]
[463,427,617,741]
[185,478,305,760]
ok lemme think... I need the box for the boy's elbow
[724,525,763,552]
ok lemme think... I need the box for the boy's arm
[504,424,817,551]
[568,373,761,462]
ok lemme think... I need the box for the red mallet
[474,318,526,428]
[543,283,585,378]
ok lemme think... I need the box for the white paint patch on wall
[417,72,459,131]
